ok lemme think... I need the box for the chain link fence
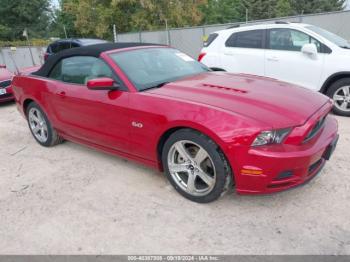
[0,46,46,72]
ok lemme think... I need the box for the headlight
[252,128,291,146]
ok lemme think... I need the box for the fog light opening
[275,171,293,180]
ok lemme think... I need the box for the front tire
[326,78,350,116]
[162,129,232,203]
[26,102,63,147]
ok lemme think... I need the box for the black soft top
[34,42,164,77]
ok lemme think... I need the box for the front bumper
[227,115,338,195]
[0,86,14,103]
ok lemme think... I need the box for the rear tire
[326,78,350,116]
[26,102,63,147]
[162,129,232,203]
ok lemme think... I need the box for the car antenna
[9,47,20,75]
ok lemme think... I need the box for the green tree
[290,0,345,15]
[45,0,347,40]
[275,0,292,17]
[49,0,78,38]
[0,0,51,40]
[200,0,244,24]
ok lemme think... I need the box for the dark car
[44,38,109,61]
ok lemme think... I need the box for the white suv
[199,22,350,116]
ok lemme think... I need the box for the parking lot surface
[0,102,349,255]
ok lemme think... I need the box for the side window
[204,33,218,47]
[48,56,114,85]
[61,42,72,51]
[269,29,322,52]
[50,43,59,54]
[225,30,264,49]
[71,43,80,48]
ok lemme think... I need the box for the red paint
[1,65,40,103]
[0,67,14,103]
[87,77,115,90]
[44,52,49,61]
[11,46,339,195]
[198,52,206,62]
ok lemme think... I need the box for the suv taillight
[198,52,207,62]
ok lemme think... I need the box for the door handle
[56,91,66,98]
[267,56,279,62]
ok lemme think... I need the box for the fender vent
[202,83,247,94]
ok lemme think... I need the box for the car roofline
[103,45,170,55]
[213,22,312,35]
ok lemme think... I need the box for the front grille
[0,93,13,99]
[304,115,327,142]
[0,80,11,88]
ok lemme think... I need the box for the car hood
[147,72,330,128]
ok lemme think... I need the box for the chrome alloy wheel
[333,86,350,112]
[167,140,216,197]
[28,108,49,143]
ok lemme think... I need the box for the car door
[47,56,132,154]
[221,29,266,76]
[265,28,326,91]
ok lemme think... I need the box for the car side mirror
[0,64,6,69]
[87,77,119,91]
[302,43,318,57]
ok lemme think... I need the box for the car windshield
[306,25,350,49]
[109,47,209,91]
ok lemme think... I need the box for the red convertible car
[0,64,14,103]
[11,43,339,203]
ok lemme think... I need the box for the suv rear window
[225,30,264,49]
[204,33,218,47]
[49,42,80,54]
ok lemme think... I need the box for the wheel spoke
[40,127,45,137]
[186,174,196,193]
[36,111,44,122]
[197,171,215,187]
[168,163,188,173]
[32,125,40,134]
[342,86,350,96]
[194,148,208,165]
[334,95,345,101]
[31,115,40,124]
[174,142,192,161]
[340,101,348,109]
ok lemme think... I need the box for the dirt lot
[0,101,349,255]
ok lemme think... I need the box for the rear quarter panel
[11,75,57,123]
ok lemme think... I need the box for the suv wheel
[327,78,350,116]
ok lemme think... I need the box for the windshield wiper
[340,45,350,49]
[142,82,170,91]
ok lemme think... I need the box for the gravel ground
[0,101,349,255]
